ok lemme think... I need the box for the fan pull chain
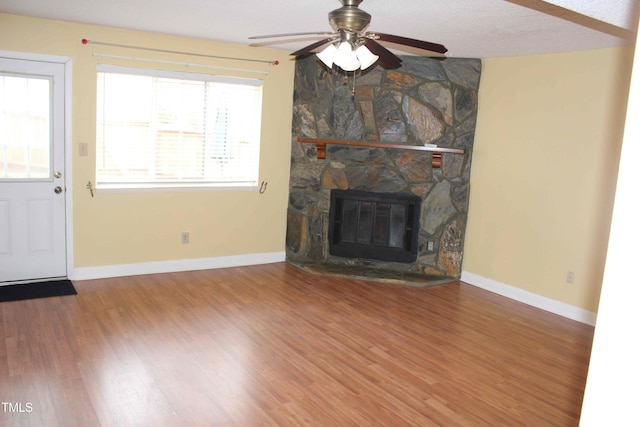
[352,70,356,98]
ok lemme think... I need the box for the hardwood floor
[1,262,594,426]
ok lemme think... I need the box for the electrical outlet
[566,271,575,284]
[427,241,434,251]
[79,143,88,157]
[181,232,189,244]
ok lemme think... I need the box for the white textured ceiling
[0,0,638,58]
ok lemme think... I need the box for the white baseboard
[70,251,286,281]
[460,271,597,326]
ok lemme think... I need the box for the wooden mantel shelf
[297,137,465,168]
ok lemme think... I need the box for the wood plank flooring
[0,262,594,426]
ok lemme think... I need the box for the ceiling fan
[249,0,448,72]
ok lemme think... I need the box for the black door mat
[0,279,77,302]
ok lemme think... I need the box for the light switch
[79,143,88,157]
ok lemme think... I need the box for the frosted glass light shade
[316,44,338,68]
[333,42,360,71]
[355,45,379,70]
[315,41,377,72]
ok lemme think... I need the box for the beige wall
[0,14,295,268]
[463,47,634,312]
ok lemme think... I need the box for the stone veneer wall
[286,55,481,278]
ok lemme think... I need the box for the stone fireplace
[286,54,481,280]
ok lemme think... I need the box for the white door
[0,57,66,284]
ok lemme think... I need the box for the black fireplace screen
[328,189,421,263]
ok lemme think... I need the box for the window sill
[95,183,259,194]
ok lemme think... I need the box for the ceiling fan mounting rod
[338,29,358,44]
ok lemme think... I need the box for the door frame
[1,49,74,281]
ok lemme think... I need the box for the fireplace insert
[328,189,421,263]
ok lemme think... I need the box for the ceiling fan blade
[249,31,335,40]
[371,32,448,54]
[363,39,402,68]
[291,37,337,57]
[249,36,335,48]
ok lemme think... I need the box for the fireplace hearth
[329,189,420,263]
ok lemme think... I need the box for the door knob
[54,171,62,179]
[54,186,63,194]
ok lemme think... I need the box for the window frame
[95,64,264,193]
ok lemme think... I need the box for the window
[96,65,263,190]
[0,73,51,179]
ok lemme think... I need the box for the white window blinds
[96,65,263,189]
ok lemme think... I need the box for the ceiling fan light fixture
[316,43,338,67]
[355,45,378,70]
[253,1,448,72]
[334,41,360,71]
